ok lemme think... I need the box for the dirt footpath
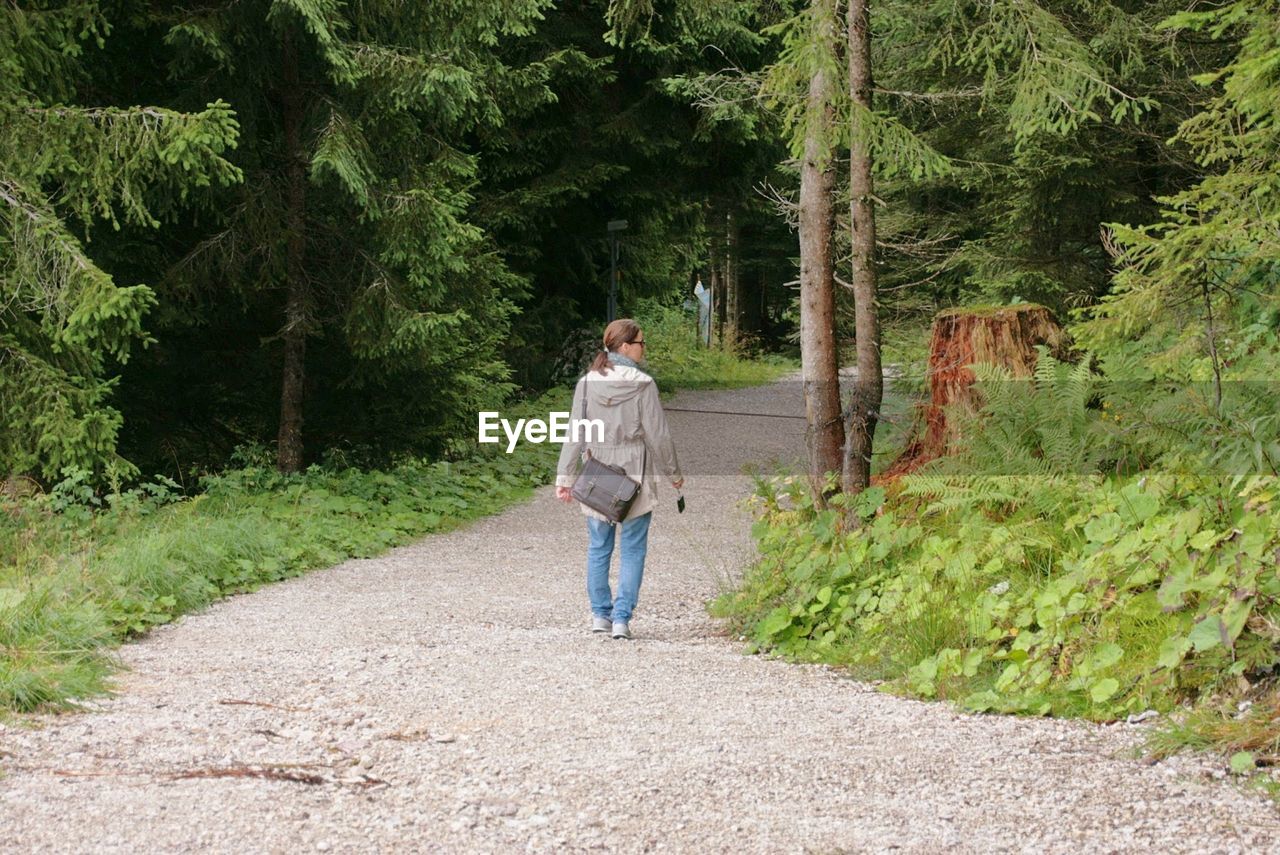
[2,380,1278,853]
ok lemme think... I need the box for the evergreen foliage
[1,2,240,479]
[481,0,790,389]
[6,0,1273,483]
[128,0,556,468]
[871,0,1219,311]
[1075,0,1280,369]
[758,0,950,178]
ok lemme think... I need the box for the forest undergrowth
[717,316,1280,785]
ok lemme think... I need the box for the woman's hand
[672,478,684,490]
[556,486,575,503]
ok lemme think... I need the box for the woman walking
[555,319,683,640]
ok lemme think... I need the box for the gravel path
[3,378,1279,853]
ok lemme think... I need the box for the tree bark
[725,208,740,348]
[798,33,844,501]
[708,218,723,346]
[277,26,309,474]
[841,0,882,497]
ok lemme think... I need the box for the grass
[635,300,798,391]
[1,328,791,714]
[0,417,565,713]
[1147,691,1280,762]
[1145,689,1280,796]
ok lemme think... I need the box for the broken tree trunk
[881,304,1069,478]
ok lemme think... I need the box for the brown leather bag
[571,451,642,523]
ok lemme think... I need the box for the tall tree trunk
[710,210,726,346]
[841,0,882,496]
[277,27,309,474]
[725,208,740,349]
[798,44,844,501]
[742,264,764,338]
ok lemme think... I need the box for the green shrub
[0,389,567,712]
[718,470,1280,721]
[633,300,796,390]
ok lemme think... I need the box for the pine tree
[0,2,240,481]
[1076,0,1280,376]
[756,0,950,501]
[787,0,846,500]
[840,0,881,496]
[151,0,554,471]
[872,0,1207,311]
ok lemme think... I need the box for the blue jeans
[586,512,652,623]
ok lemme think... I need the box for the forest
[3,0,1280,773]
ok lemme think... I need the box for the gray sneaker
[611,621,632,640]
[592,616,612,633]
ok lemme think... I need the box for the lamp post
[606,219,628,322]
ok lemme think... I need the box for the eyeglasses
[629,339,646,348]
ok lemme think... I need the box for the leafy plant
[634,300,797,390]
[929,348,1119,477]
[719,468,1280,724]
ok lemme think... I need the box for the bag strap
[579,378,591,462]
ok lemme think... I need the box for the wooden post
[725,209,740,348]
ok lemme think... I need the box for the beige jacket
[555,363,682,522]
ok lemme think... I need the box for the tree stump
[880,304,1069,478]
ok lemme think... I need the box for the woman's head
[589,318,645,374]
[603,318,643,352]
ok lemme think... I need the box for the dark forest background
[4,0,1277,484]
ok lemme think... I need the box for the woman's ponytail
[588,348,612,375]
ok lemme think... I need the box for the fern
[901,471,1096,521]
[901,473,1024,515]
[924,347,1118,478]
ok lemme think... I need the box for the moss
[936,303,1053,319]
